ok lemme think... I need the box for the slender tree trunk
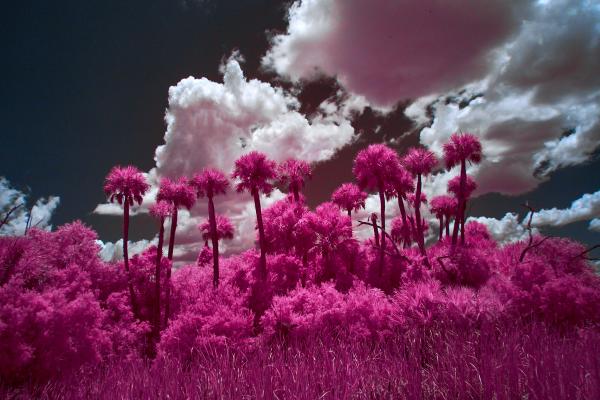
[371,213,380,247]
[347,208,351,218]
[460,200,467,244]
[164,207,178,327]
[445,215,450,237]
[123,200,139,318]
[253,189,267,280]
[451,161,467,246]
[378,186,386,275]
[438,216,443,241]
[154,217,164,340]
[414,175,426,257]
[397,196,411,247]
[208,195,219,288]
[292,187,300,202]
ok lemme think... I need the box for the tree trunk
[154,217,164,340]
[293,187,300,202]
[347,208,351,218]
[208,195,220,288]
[253,189,267,280]
[414,175,426,257]
[123,200,139,318]
[164,207,178,327]
[397,196,411,247]
[460,200,467,244]
[378,186,386,275]
[438,216,443,241]
[451,161,466,246]
[445,216,450,237]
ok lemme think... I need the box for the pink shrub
[331,183,367,217]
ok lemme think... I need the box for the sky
[1,0,599,262]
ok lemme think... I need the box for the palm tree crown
[104,166,149,206]
[232,151,277,195]
[443,133,482,169]
[191,168,229,198]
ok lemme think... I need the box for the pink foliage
[277,159,312,197]
[385,166,415,199]
[447,174,477,199]
[198,214,234,242]
[443,132,482,169]
[103,165,149,206]
[191,167,229,198]
[149,200,172,220]
[262,198,310,254]
[352,144,400,191]
[232,151,278,195]
[430,195,456,218]
[331,183,367,214]
[402,147,438,176]
[156,177,196,210]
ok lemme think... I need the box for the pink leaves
[156,177,196,210]
[149,201,172,220]
[232,151,277,195]
[402,147,438,176]
[191,168,229,199]
[104,166,149,206]
[277,159,312,196]
[331,183,367,214]
[353,144,401,191]
[198,214,234,242]
[443,132,482,169]
[447,175,477,199]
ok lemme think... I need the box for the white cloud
[589,218,600,232]
[263,0,530,108]
[0,177,60,236]
[467,213,533,244]
[528,189,600,228]
[97,238,154,263]
[95,55,355,262]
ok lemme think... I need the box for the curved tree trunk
[154,217,165,341]
[123,200,139,318]
[378,186,386,275]
[164,207,178,327]
[253,189,267,280]
[208,195,219,288]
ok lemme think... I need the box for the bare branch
[569,244,600,262]
[518,202,552,263]
[0,203,24,229]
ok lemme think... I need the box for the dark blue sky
[1,0,599,251]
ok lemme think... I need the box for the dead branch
[0,203,24,229]
[519,202,551,263]
[569,244,600,262]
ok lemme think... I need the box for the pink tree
[103,165,149,317]
[429,195,457,239]
[447,175,477,244]
[403,148,438,258]
[443,133,482,246]
[191,168,230,288]
[277,159,312,202]
[149,201,171,340]
[232,151,277,280]
[199,214,234,248]
[331,183,367,217]
[353,144,401,273]
[156,176,196,325]
[385,167,415,247]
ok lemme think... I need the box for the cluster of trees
[1,133,599,384]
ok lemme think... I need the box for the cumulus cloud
[528,189,600,228]
[95,55,356,262]
[0,177,60,236]
[97,238,154,263]
[589,218,600,232]
[263,0,530,108]
[467,213,533,244]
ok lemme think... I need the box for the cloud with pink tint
[263,0,529,107]
[527,189,600,229]
[466,213,532,244]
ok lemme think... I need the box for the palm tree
[353,144,401,274]
[331,183,367,217]
[403,148,438,257]
[277,159,312,202]
[191,168,230,287]
[429,195,457,241]
[385,166,415,247]
[149,200,171,340]
[232,151,277,280]
[447,175,477,244]
[198,215,234,270]
[443,133,482,245]
[103,165,149,317]
[156,176,196,326]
